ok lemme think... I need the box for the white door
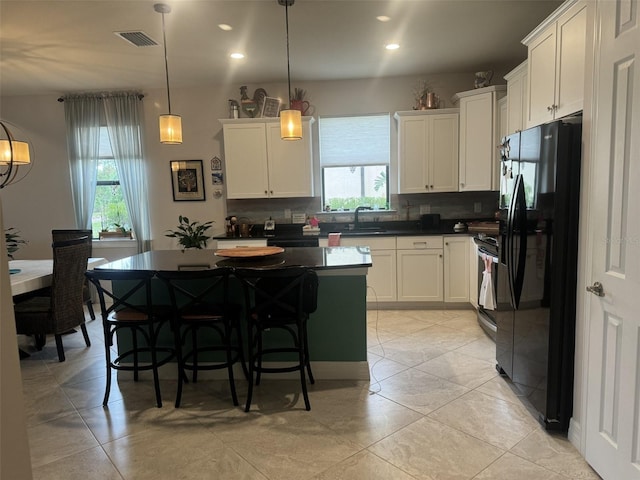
[584,1,640,479]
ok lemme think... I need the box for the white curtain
[63,95,101,229]
[63,92,151,253]
[103,93,151,253]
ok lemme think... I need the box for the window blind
[319,114,390,167]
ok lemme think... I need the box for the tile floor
[18,308,602,480]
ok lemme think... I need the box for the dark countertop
[217,219,480,240]
[97,247,372,272]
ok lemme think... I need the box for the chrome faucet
[354,206,373,227]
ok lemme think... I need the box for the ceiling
[0,0,563,97]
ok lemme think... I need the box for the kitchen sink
[348,226,386,233]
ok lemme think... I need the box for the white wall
[0,70,510,258]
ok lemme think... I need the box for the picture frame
[210,156,222,171]
[170,160,205,201]
[212,172,223,185]
[261,97,281,118]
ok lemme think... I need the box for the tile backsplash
[226,191,498,225]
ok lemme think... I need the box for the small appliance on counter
[264,217,275,237]
[420,213,441,230]
[453,222,467,232]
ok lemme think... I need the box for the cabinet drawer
[396,236,443,250]
[339,236,396,250]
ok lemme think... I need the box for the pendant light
[0,120,32,189]
[279,0,302,141]
[155,3,182,144]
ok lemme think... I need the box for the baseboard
[120,361,371,381]
[568,417,583,453]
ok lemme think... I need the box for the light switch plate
[474,202,482,213]
[284,208,291,219]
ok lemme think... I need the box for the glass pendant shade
[0,140,31,165]
[159,114,182,144]
[280,109,302,140]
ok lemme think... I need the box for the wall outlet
[420,204,431,214]
[284,208,291,220]
[474,202,482,213]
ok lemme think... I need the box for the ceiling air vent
[114,31,158,47]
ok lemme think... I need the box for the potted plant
[165,215,214,251]
[5,227,27,259]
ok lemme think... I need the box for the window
[92,127,131,237]
[319,114,390,211]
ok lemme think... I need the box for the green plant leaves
[165,216,214,251]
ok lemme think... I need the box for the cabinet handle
[264,190,268,195]
[445,242,449,246]
[460,182,465,187]
[425,185,429,190]
[270,190,273,194]
[430,185,434,189]
[547,105,553,112]
[439,254,442,258]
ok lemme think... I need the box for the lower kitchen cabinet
[443,236,470,303]
[340,236,397,302]
[396,236,443,302]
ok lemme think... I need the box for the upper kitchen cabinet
[504,60,528,134]
[523,0,588,128]
[220,118,314,199]
[453,86,506,192]
[395,109,459,194]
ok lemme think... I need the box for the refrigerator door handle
[506,175,518,308]
[512,175,528,308]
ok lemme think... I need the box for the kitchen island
[96,247,372,380]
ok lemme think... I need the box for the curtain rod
[57,93,144,102]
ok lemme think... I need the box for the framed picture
[170,160,205,201]
[261,97,281,118]
[210,156,222,171]
[212,172,223,185]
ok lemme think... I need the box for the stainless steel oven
[473,234,499,340]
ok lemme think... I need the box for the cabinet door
[265,122,314,198]
[554,2,587,118]
[506,63,527,134]
[429,114,459,193]
[527,26,557,128]
[444,236,470,302]
[397,116,428,193]
[459,92,495,191]
[223,123,269,199]
[367,250,397,302]
[396,249,443,302]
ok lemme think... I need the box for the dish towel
[479,255,496,310]
[328,233,341,246]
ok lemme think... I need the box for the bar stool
[157,268,246,407]
[234,266,318,411]
[85,269,175,408]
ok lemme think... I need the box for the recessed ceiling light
[230,52,245,59]
[385,43,400,50]
[376,16,391,22]
[218,24,233,31]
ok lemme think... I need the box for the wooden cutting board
[214,246,284,258]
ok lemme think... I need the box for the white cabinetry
[220,118,314,199]
[340,236,397,302]
[523,0,587,127]
[443,236,470,303]
[396,236,443,302]
[504,60,528,134]
[469,238,479,308]
[395,110,459,194]
[453,86,507,192]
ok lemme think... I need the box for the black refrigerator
[495,115,582,431]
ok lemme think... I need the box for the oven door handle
[477,246,498,262]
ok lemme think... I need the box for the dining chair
[14,237,92,362]
[157,267,246,408]
[85,269,175,408]
[51,229,95,320]
[234,266,319,412]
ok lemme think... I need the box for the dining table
[9,257,108,296]
[96,246,373,380]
